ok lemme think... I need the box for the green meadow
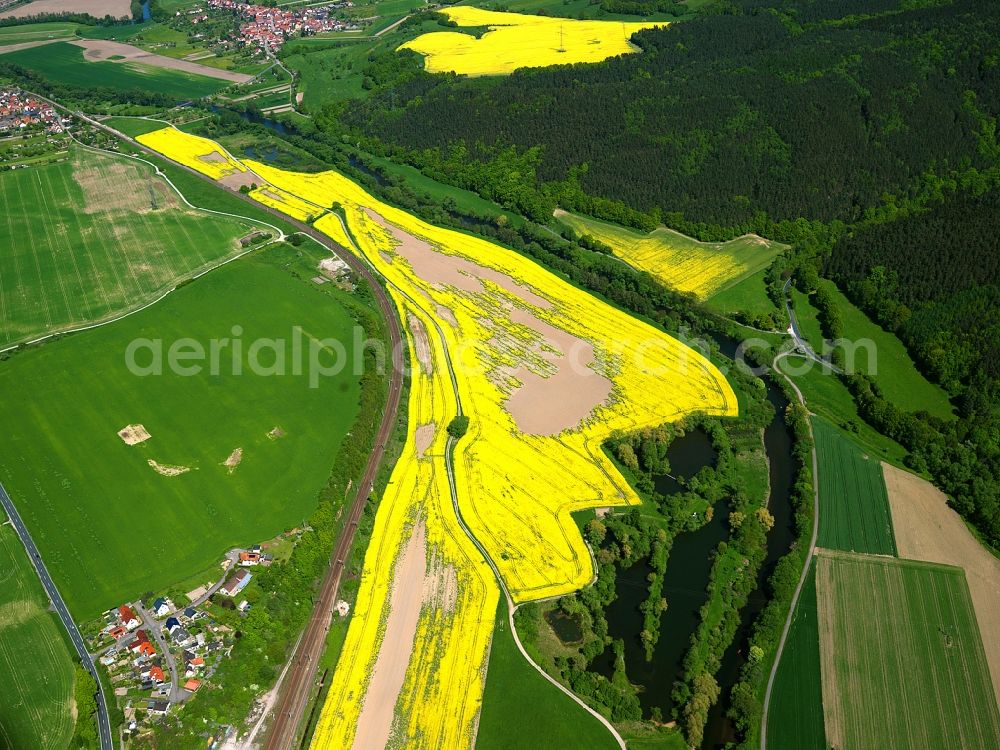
[814,417,897,556]
[765,561,825,750]
[792,280,953,419]
[476,601,621,750]
[0,146,258,347]
[0,245,363,619]
[816,552,1000,750]
[0,42,228,98]
[0,517,76,750]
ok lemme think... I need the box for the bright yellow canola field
[136,127,246,180]
[399,6,662,75]
[137,126,737,749]
[558,210,785,299]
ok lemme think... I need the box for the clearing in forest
[399,7,662,76]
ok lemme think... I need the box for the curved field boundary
[0,131,286,355]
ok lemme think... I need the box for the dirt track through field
[69,39,253,83]
[883,462,1000,708]
[351,521,426,750]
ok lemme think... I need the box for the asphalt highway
[0,481,115,750]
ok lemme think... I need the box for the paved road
[783,277,841,372]
[134,601,184,703]
[0,481,115,750]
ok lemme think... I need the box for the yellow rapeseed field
[557,209,786,299]
[399,6,662,75]
[136,127,246,180]
[137,126,737,749]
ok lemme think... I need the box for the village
[0,88,66,134]
[203,0,358,52]
[86,546,276,739]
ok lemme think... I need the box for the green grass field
[0,516,76,750]
[0,146,259,347]
[816,551,1000,750]
[102,115,173,138]
[776,354,908,466]
[813,417,897,556]
[1,42,228,98]
[0,244,363,619]
[476,601,620,750]
[793,280,953,419]
[702,268,784,323]
[555,211,786,299]
[765,561,826,750]
[0,22,78,45]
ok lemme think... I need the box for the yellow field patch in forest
[400,6,662,75]
[557,209,786,299]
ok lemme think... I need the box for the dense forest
[319,0,1000,233]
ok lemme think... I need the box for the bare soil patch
[352,522,426,750]
[367,209,551,308]
[435,304,458,328]
[198,151,228,164]
[883,462,1000,707]
[1,0,129,18]
[68,39,252,82]
[218,170,257,190]
[267,426,285,439]
[148,459,191,477]
[118,423,151,446]
[223,448,243,473]
[407,314,432,375]
[503,305,612,435]
[414,422,435,459]
[365,210,610,434]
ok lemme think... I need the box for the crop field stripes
[815,550,1000,750]
[813,417,897,556]
[0,146,263,348]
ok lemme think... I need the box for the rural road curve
[0,481,115,750]
[759,351,821,750]
[782,277,841,373]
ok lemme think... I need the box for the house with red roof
[118,605,140,630]
[149,665,166,683]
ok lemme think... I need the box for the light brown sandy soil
[219,171,258,190]
[503,305,612,435]
[267,426,285,439]
[68,39,253,83]
[435,304,458,328]
[147,459,191,476]
[117,423,151,445]
[367,209,610,434]
[883,462,1000,708]
[1,0,129,18]
[407,314,432,375]
[422,551,457,614]
[352,522,426,750]
[414,423,435,459]
[367,209,551,309]
[223,447,243,473]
